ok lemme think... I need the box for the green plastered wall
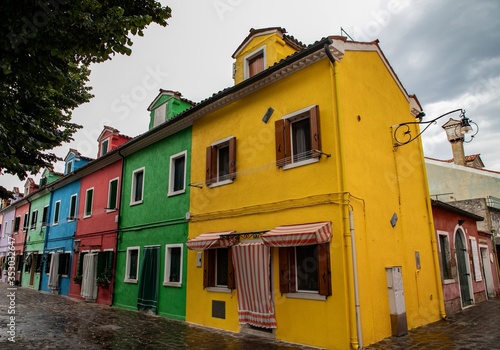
[114,126,192,320]
[22,192,50,289]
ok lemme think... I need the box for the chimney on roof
[442,118,466,166]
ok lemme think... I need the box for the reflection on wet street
[0,283,315,349]
[2,283,500,349]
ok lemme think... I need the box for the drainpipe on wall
[325,43,363,350]
[110,150,125,306]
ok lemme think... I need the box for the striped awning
[186,231,237,250]
[262,222,332,247]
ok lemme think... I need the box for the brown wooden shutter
[228,137,236,180]
[317,243,332,296]
[248,53,264,77]
[278,247,290,293]
[227,247,236,289]
[310,105,321,157]
[203,250,216,288]
[275,120,286,167]
[205,146,213,185]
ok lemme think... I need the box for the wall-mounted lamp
[262,107,274,123]
[73,240,80,253]
[392,109,478,147]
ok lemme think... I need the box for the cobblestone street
[1,282,500,349]
[0,283,316,350]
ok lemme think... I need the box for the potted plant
[73,274,82,284]
[96,269,111,288]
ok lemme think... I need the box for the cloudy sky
[2,0,499,191]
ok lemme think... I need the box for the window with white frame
[437,232,453,281]
[41,206,49,227]
[279,243,331,296]
[30,210,38,230]
[125,247,140,283]
[275,105,321,168]
[164,244,183,286]
[65,160,73,175]
[107,178,119,211]
[168,151,187,196]
[14,216,20,234]
[53,201,61,225]
[100,138,110,156]
[130,168,145,205]
[244,46,266,79]
[205,137,236,186]
[153,103,167,128]
[68,194,77,221]
[22,213,29,231]
[203,248,235,289]
[84,188,94,218]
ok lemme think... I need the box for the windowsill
[124,279,138,284]
[208,179,233,188]
[130,200,143,206]
[443,279,456,285]
[283,158,319,170]
[163,281,182,287]
[53,223,59,226]
[285,292,327,301]
[83,215,92,219]
[106,209,117,214]
[206,286,232,293]
[168,189,186,197]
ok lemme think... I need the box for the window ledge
[124,279,138,284]
[106,209,117,214]
[130,200,143,206]
[168,189,186,197]
[283,158,319,170]
[285,292,326,301]
[443,279,456,285]
[163,282,182,288]
[208,179,233,188]
[206,286,232,293]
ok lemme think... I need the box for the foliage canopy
[0,0,171,186]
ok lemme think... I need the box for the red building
[432,199,499,315]
[13,200,29,284]
[68,127,131,304]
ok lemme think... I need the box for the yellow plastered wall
[335,50,442,345]
[186,44,442,349]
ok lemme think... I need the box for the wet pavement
[1,282,500,350]
[0,282,315,350]
[365,297,500,350]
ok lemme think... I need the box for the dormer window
[153,103,167,128]
[65,160,73,175]
[244,46,266,79]
[100,138,109,156]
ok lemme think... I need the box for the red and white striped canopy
[186,231,237,250]
[261,222,332,247]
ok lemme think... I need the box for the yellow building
[184,27,445,349]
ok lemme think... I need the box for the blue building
[40,150,92,295]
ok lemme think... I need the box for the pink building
[68,127,130,304]
[432,199,499,315]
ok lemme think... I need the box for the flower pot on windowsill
[73,275,82,284]
[96,277,110,288]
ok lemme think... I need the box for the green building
[113,90,193,320]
